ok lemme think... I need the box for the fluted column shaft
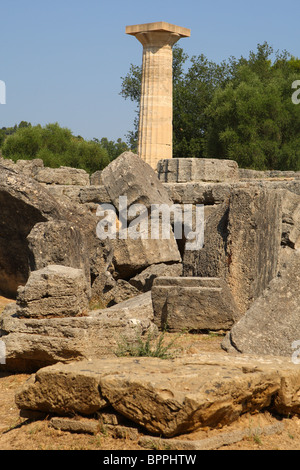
[135,32,180,169]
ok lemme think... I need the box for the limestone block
[35,166,90,186]
[151,277,241,331]
[27,221,91,291]
[15,265,89,318]
[222,249,300,357]
[183,186,282,314]
[101,151,173,221]
[280,189,300,249]
[15,353,300,436]
[129,262,183,292]
[0,292,155,372]
[158,158,239,183]
[90,170,103,186]
[111,234,181,279]
[225,187,282,313]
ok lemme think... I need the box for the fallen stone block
[222,249,300,358]
[0,162,111,299]
[151,277,241,331]
[111,235,181,279]
[101,152,173,223]
[280,189,300,249]
[90,170,103,186]
[15,265,89,318]
[35,166,90,186]
[129,262,183,292]
[27,221,91,290]
[139,422,285,450]
[0,292,155,372]
[50,417,99,435]
[183,186,282,314]
[157,158,239,183]
[15,353,300,437]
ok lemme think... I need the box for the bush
[2,122,111,173]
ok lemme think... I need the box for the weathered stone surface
[0,292,155,372]
[129,262,183,292]
[226,187,282,313]
[152,277,241,331]
[27,221,91,289]
[0,162,111,298]
[280,190,300,249]
[101,152,173,221]
[163,182,232,205]
[139,422,285,450]
[35,166,90,186]
[99,279,141,307]
[90,170,103,186]
[15,352,300,436]
[222,249,300,357]
[50,417,99,434]
[239,168,300,180]
[14,158,45,177]
[79,185,111,204]
[111,233,181,279]
[15,265,89,318]
[158,158,239,183]
[183,187,282,314]
[183,202,229,279]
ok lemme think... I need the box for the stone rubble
[0,153,300,438]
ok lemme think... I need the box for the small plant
[116,326,179,360]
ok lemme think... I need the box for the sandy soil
[1,296,300,451]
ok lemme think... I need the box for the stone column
[126,22,190,170]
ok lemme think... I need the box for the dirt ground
[1,296,300,451]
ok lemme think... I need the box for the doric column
[126,22,190,170]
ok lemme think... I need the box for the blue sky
[1,0,299,142]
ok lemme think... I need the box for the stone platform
[15,352,300,437]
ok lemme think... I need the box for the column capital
[126,21,191,39]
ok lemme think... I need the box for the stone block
[183,186,283,314]
[157,158,239,183]
[151,277,241,331]
[129,262,183,292]
[111,234,181,279]
[27,221,91,291]
[101,152,173,222]
[35,166,90,186]
[90,170,103,186]
[15,265,89,318]
[0,292,155,372]
[15,353,300,436]
[222,249,300,357]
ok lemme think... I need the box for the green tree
[120,42,300,170]
[206,44,300,170]
[2,122,110,173]
[98,137,129,160]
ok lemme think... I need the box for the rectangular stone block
[151,277,241,332]
[16,265,89,318]
[158,158,239,183]
[35,167,90,186]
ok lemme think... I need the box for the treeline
[121,42,300,171]
[0,122,129,174]
[1,42,300,173]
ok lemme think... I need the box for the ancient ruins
[0,22,300,443]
